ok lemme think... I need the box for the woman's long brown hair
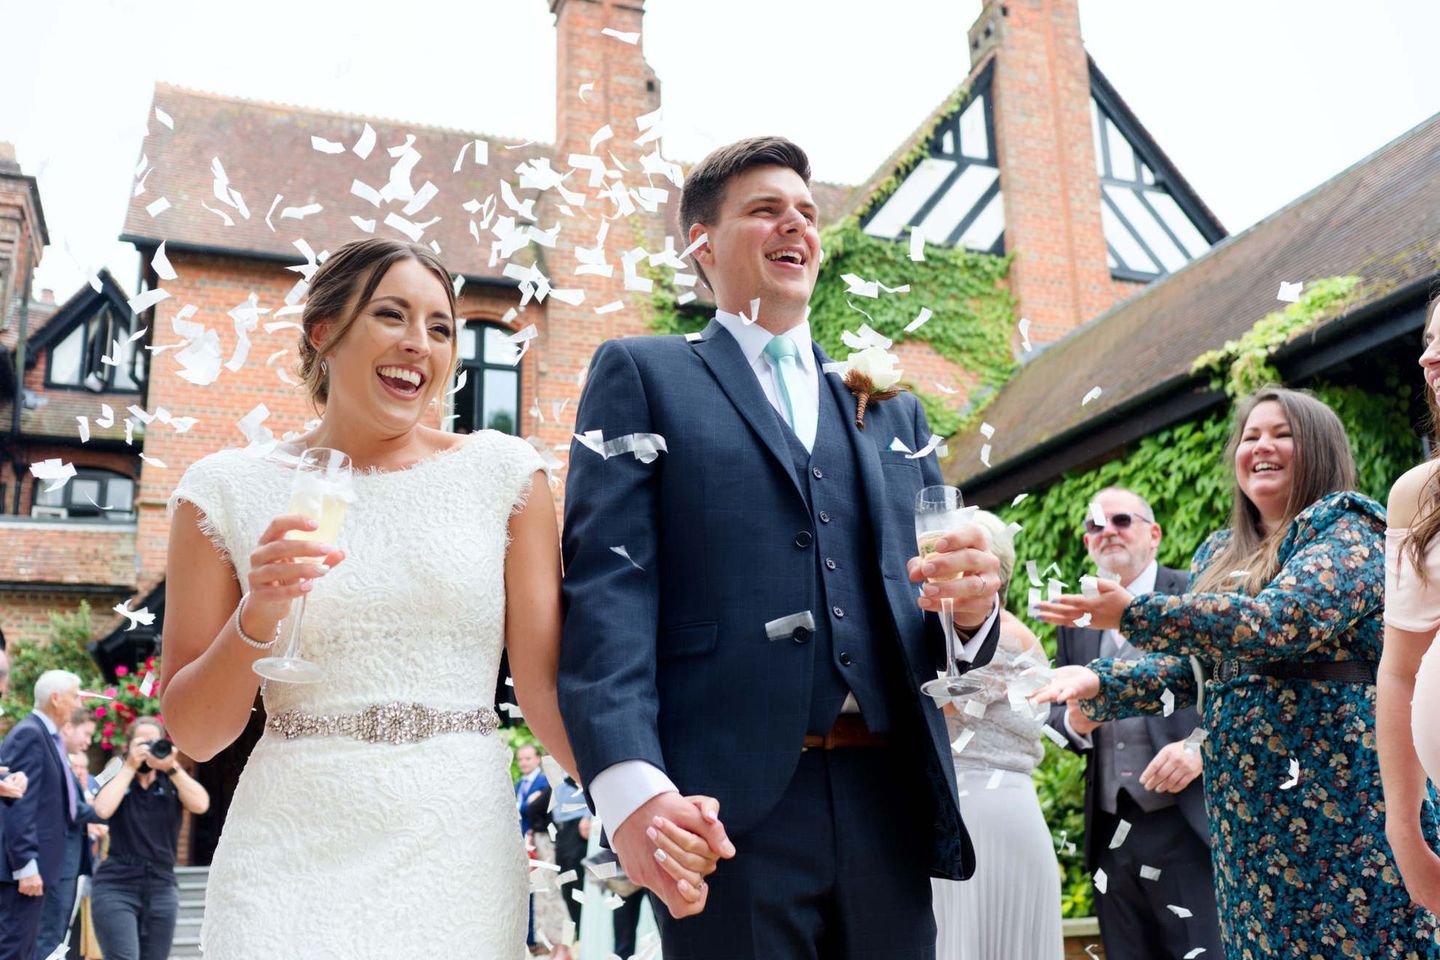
[1402,295,1440,580]
[1191,386,1357,596]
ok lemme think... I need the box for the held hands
[1139,740,1202,794]
[612,791,735,919]
[906,524,1002,628]
[0,766,26,799]
[244,515,347,628]
[1034,579,1133,632]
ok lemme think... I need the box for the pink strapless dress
[1385,528,1440,782]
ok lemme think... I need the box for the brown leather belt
[802,713,890,750]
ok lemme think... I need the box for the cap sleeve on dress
[167,450,240,565]
[1384,527,1440,632]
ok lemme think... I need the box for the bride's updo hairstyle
[297,238,459,407]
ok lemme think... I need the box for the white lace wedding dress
[169,431,543,959]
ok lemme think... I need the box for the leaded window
[452,321,521,436]
[32,468,135,520]
[862,64,1004,255]
[46,304,145,392]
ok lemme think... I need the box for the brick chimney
[972,0,1116,345]
[534,0,665,459]
[0,142,48,334]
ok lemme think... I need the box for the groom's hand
[907,524,1002,628]
[612,791,735,918]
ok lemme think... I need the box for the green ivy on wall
[996,378,1420,915]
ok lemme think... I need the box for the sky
[4,0,1437,299]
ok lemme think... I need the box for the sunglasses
[1083,512,1153,535]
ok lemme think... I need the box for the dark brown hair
[679,136,812,287]
[1403,294,1440,580]
[69,706,94,726]
[124,715,165,745]
[1192,386,1357,595]
[297,238,458,406]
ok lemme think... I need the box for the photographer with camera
[90,717,209,960]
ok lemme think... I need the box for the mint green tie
[763,335,813,451]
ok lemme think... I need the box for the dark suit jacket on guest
[515,772,549,835]
[0,713,74,885]
[558,320,999,881]
[1049,564,1210,870]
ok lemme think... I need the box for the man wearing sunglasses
[1049,488,1222,960]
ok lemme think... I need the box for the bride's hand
[244,515,347,627]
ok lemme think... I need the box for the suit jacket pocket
[658,621,718,660]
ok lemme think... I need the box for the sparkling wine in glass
[253,447,353,684]
[915,485,984,702]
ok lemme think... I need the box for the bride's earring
[319,359,329,377]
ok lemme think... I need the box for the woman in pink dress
[1380,293,1440,917]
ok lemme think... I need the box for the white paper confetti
[601,27,639,43]
[889,437,912,454]
[950,728,976,754]
[906,434,943,460]
[154,107,173,130]
[1280,757,1300,790]
[1082,386,1102,406]
[1073,613,1093,628]
[909,229,925,262]
[963,698,987,719]
[979,444,991,467]
[1277,281,1302,302]
[1183,948,1207,958]
[904,307,932,333]
[139,672,157,697]
[1167,904,1194,919]
[1109,820,1132,849]
[1011,492,1028,508]
[1090,501,1107,530]
[352,122,376,159]
[573,430,667,464]
[1182,728,1208,755]
[1080,575,1100,599]
[310,136,345,154]
[1041,724,1070,748]
[1018,317,1032,353]
[30,459,77,493]
[138,453,167,469]
[1161,688,1176,717]
[1093,868,1108,894]
[1140,864,1162,881]
[609,546,643,570]
[578,82,595,102]
[112,599,156,632]
[508,324,539,363]
[151,241,177,281]
[145,197,170,218]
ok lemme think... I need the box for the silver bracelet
[234,594,280,650]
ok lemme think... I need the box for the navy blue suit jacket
[558,321,998,880]
[0,713,73,885]
[515,772,550,835]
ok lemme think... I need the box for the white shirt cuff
[587,760,678,837]
[14,859,37,880]
[957,596,1001,663]
[1062,709,1095,749]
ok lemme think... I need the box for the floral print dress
[1084,491,1440,959]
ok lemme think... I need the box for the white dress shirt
[587,314,997,837]
[1063,559,1159,747]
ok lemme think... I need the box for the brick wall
[0,519,136,587]
[985,0,1117,347]
[0,589,130,649]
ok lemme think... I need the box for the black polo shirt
[95,771,182,881]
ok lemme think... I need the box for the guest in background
[0,670,85,960]
[34,708,103,960]
[932,510,1063,960]
[1035,386,1440,959]
[526,784,575,959]
[1378,293,1440,915]
[516,744,550,836]
[550,778,590,934]
[1048,488,1222,960]
[90,717,209,960]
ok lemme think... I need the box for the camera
[145,738,173,760]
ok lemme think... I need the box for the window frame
[43,304,145,394]
[31,467,137,521]
[452,320,524,437]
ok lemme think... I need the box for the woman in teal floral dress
[1034,386,1440,959]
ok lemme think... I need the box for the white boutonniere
[837,345,904,430]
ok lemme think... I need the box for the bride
[160,239,716,958]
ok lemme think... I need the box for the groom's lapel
[818,344,892,568]
[692,319,804,499]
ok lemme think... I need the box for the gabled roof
[947,111,1440,502]
[119,84,553,283]
[23,269,130,364]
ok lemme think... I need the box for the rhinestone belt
[265,702,500,744]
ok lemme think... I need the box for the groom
[559,136,1002,958]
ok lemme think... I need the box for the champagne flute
[916,485,984,702]
[253,448,352,684]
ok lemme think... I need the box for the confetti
[280,202,324,221]
[145,197,170,218]
[1183,949,1207,958]
[904,307,933,333]
[1093,869,1108,894]
[932,382,958,395]
[979,444,991,467]
[508,324,539,363]
[1182,728,1208,755]
[1080,575,1100,598]
[950,728,976,754]
[1277,281,1302,302]
[350,215,376,234]
[578,82,595,102]
[139,672,157,697]
[906,434,943,460]
[889,437,912,454]
[1042,724,1070,749]
[1280,757,1300,790]
[1085,946,1102,960]
[76,416,90,443]
[151,241,177,281]
[1161,687,1176,717]
[352,122,376,160]
[1072,613,1092,628]
[154,107,173,130]
[350,179,383,207]
[1018,317,1033,353]
[138,453,167,469]
[1026,561,1042,586]
[1082,385,1102,406]
[1011,493,1028,507]
[1140,865,1162,881]
[963,698,987,719]
[909,229,925,262]
[601,27,639,43]
[1167,904,1194,919]
[839,273,909,298]
[573,430,667,464]
[609,546,643,570]
[112,598,157,632]
[310,136,345,154]
[30,459,76,493]
[1090,501,1107,530]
